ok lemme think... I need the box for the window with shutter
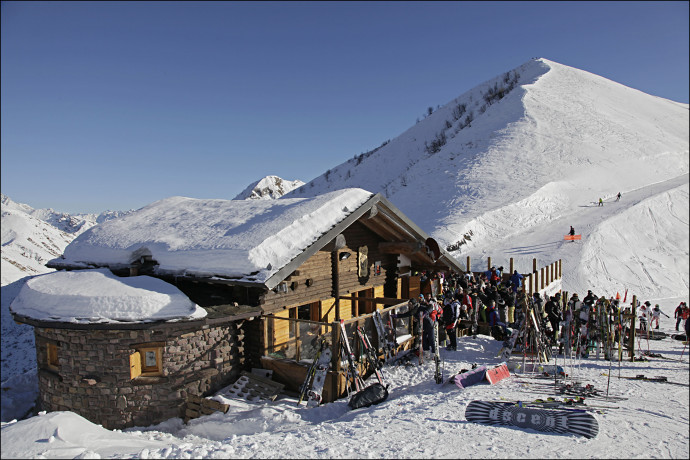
[129,351,142,379]
[47,343,59,371]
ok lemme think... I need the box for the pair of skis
[339,319,365,395]
[372,309,397,362]
[601,372,688,387]
[356,325,386,385]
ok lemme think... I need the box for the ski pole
[605,348,613,399]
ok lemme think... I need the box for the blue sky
[2,1,688,214]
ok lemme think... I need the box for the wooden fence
[465,256,562,296]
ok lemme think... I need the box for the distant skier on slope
[616,192,622,201]
[598,198,604,207]
[569,226,575,236]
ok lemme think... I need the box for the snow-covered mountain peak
[233,175,305,200]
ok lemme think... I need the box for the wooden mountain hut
[13,188,464,429]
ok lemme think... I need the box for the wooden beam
[378,241,423,254]
[338,296,407,305]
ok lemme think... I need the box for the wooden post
[332,252,341,320]
[540,267,545,289]
[533,258,537,274]
[294,319,301,362]
[466,256,471,273]
[509,258,514,277]
[331,323,340,399]
[559,259,562,279]
[487,257,492,270]
[534,271,539,294]
[527,274,533,296]
[630,295,637,361]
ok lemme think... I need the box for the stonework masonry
[35,320,247,429]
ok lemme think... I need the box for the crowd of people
[393,269,689,360]
[393,268,533,357]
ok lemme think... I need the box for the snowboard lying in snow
[485,363,510,385]
[448,365,487,389]
[465,400,599,439]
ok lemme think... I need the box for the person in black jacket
[545,296,562,344]
[583,290,597,305]
[392,297,438,356]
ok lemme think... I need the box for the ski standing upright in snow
[433,318,443,384]
[356,325,385,385]
[306,345,332,407]
[372,309,396,361]
[297,341,324,406]
[339,319,364,394]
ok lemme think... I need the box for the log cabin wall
[336,221,398,303]
[246,221,400,363]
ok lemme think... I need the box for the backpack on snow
[348,383,389,410]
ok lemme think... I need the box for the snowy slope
[1,202,76,286]
[233,175,305,200]
[286,58,689,298]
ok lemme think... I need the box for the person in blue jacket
[510,270,523,294]
[487,301,509,339]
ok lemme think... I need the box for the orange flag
[615,292,621,300]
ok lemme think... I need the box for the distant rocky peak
[234,175,305,200]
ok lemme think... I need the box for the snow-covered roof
[49,189,374,287]
[9,269,207,324]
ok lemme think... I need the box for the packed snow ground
[2,312,688,459]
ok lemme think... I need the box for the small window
[130,344,163,379]
[47,343,59,371]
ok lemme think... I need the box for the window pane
[297,304,311,321]
[145,350,157,367]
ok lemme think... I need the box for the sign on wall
[358,246,369,277]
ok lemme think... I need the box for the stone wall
[35,320,246,429]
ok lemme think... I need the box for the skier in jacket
[650,304,668,329]
[639,301,651,332]
[443,297,460,351]
[393,297,437,357]
[583,290,597,305]
[545,296,562,344]
[487,301,509,340]
[674,302,687,331]
[510,271,524,294]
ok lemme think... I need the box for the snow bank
[1,411,171,458]
[9,269,206,324]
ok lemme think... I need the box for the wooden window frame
[130,343,164,379]
[46,342,59,371]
